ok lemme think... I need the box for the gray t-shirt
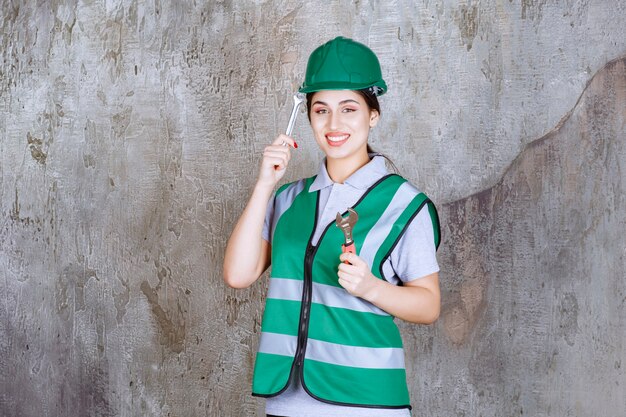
[262,156,439,416]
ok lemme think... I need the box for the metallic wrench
[335,208,359,263]
[284,92,306,142]
[274,92,305,169]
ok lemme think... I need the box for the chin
[327,150,360,162]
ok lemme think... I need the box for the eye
[314,108,328,114]
[342,107,357,113]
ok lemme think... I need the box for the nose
[329,110,340,130]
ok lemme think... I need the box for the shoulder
[274,175,316,205]
[382,175,433,209]
[276,176,310,196]
[386,175,441,250]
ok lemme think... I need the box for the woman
[224,36,441,417]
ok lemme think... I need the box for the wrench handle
[276,93,305,169]
[285,93,306,137]
[342,243,356,264]
[285,104,300,137]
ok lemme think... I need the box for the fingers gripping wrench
[335,208,358,263]
[274,93,305,170]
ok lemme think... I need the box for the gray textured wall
[1,1,625,416]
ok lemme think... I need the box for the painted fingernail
[294,141,298,149]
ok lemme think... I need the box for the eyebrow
[312,99,361,106]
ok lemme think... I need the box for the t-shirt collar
[309,153,390,192]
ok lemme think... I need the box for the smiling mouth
[326,134,350,147]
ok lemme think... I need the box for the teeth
[327,135,348,142]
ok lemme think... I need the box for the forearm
[223,182,273,288]
[364,276,440,324]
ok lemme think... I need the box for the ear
[369,110,380,128]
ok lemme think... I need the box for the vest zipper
[295,242,316,367]
[293,176,395,371]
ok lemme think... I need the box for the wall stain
[225,294,249,326]
[76,358,114,417]
[9,188,39,226]
[139,257,188,353]
[46,1,78,47]
[456,4,479,51]
[397,26,415,42]
[57,263,99,317]
[111,106,132,139]
[113,276,131,323]
[27,131,47,164]
[140,280,186,353]
[100,16,124,81]
[83,154,96,168]
[556,292,579,346]
[441,186,491,345]
[521,0,548,21]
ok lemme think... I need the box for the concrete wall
[1,1,625,416]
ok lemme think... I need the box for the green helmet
[299,36,387,96]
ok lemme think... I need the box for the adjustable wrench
[335,208,359,263]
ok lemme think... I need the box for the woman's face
[308,90,379,161]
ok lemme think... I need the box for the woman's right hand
[257,134,297,188]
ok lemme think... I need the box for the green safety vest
[252,173,441,409]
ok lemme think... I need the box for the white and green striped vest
[252,174,441,409]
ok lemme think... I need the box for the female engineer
[224,36,441,417]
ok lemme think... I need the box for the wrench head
[293,92,306,105]
[336,208,358,227]
[286,93,306,137]
[335,208,358,244]
[346,208,358,226]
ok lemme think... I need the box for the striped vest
[252,174,441,409]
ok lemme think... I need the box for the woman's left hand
[337,252,381,300]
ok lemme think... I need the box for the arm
[223,134,296,289]
[223,186,273,289]
[338,253,440,324]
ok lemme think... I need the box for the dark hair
[305,89,398,173]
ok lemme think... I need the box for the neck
[326,148,370,184]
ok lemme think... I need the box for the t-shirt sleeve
[389,205,440,283]
[261,192,276,243]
